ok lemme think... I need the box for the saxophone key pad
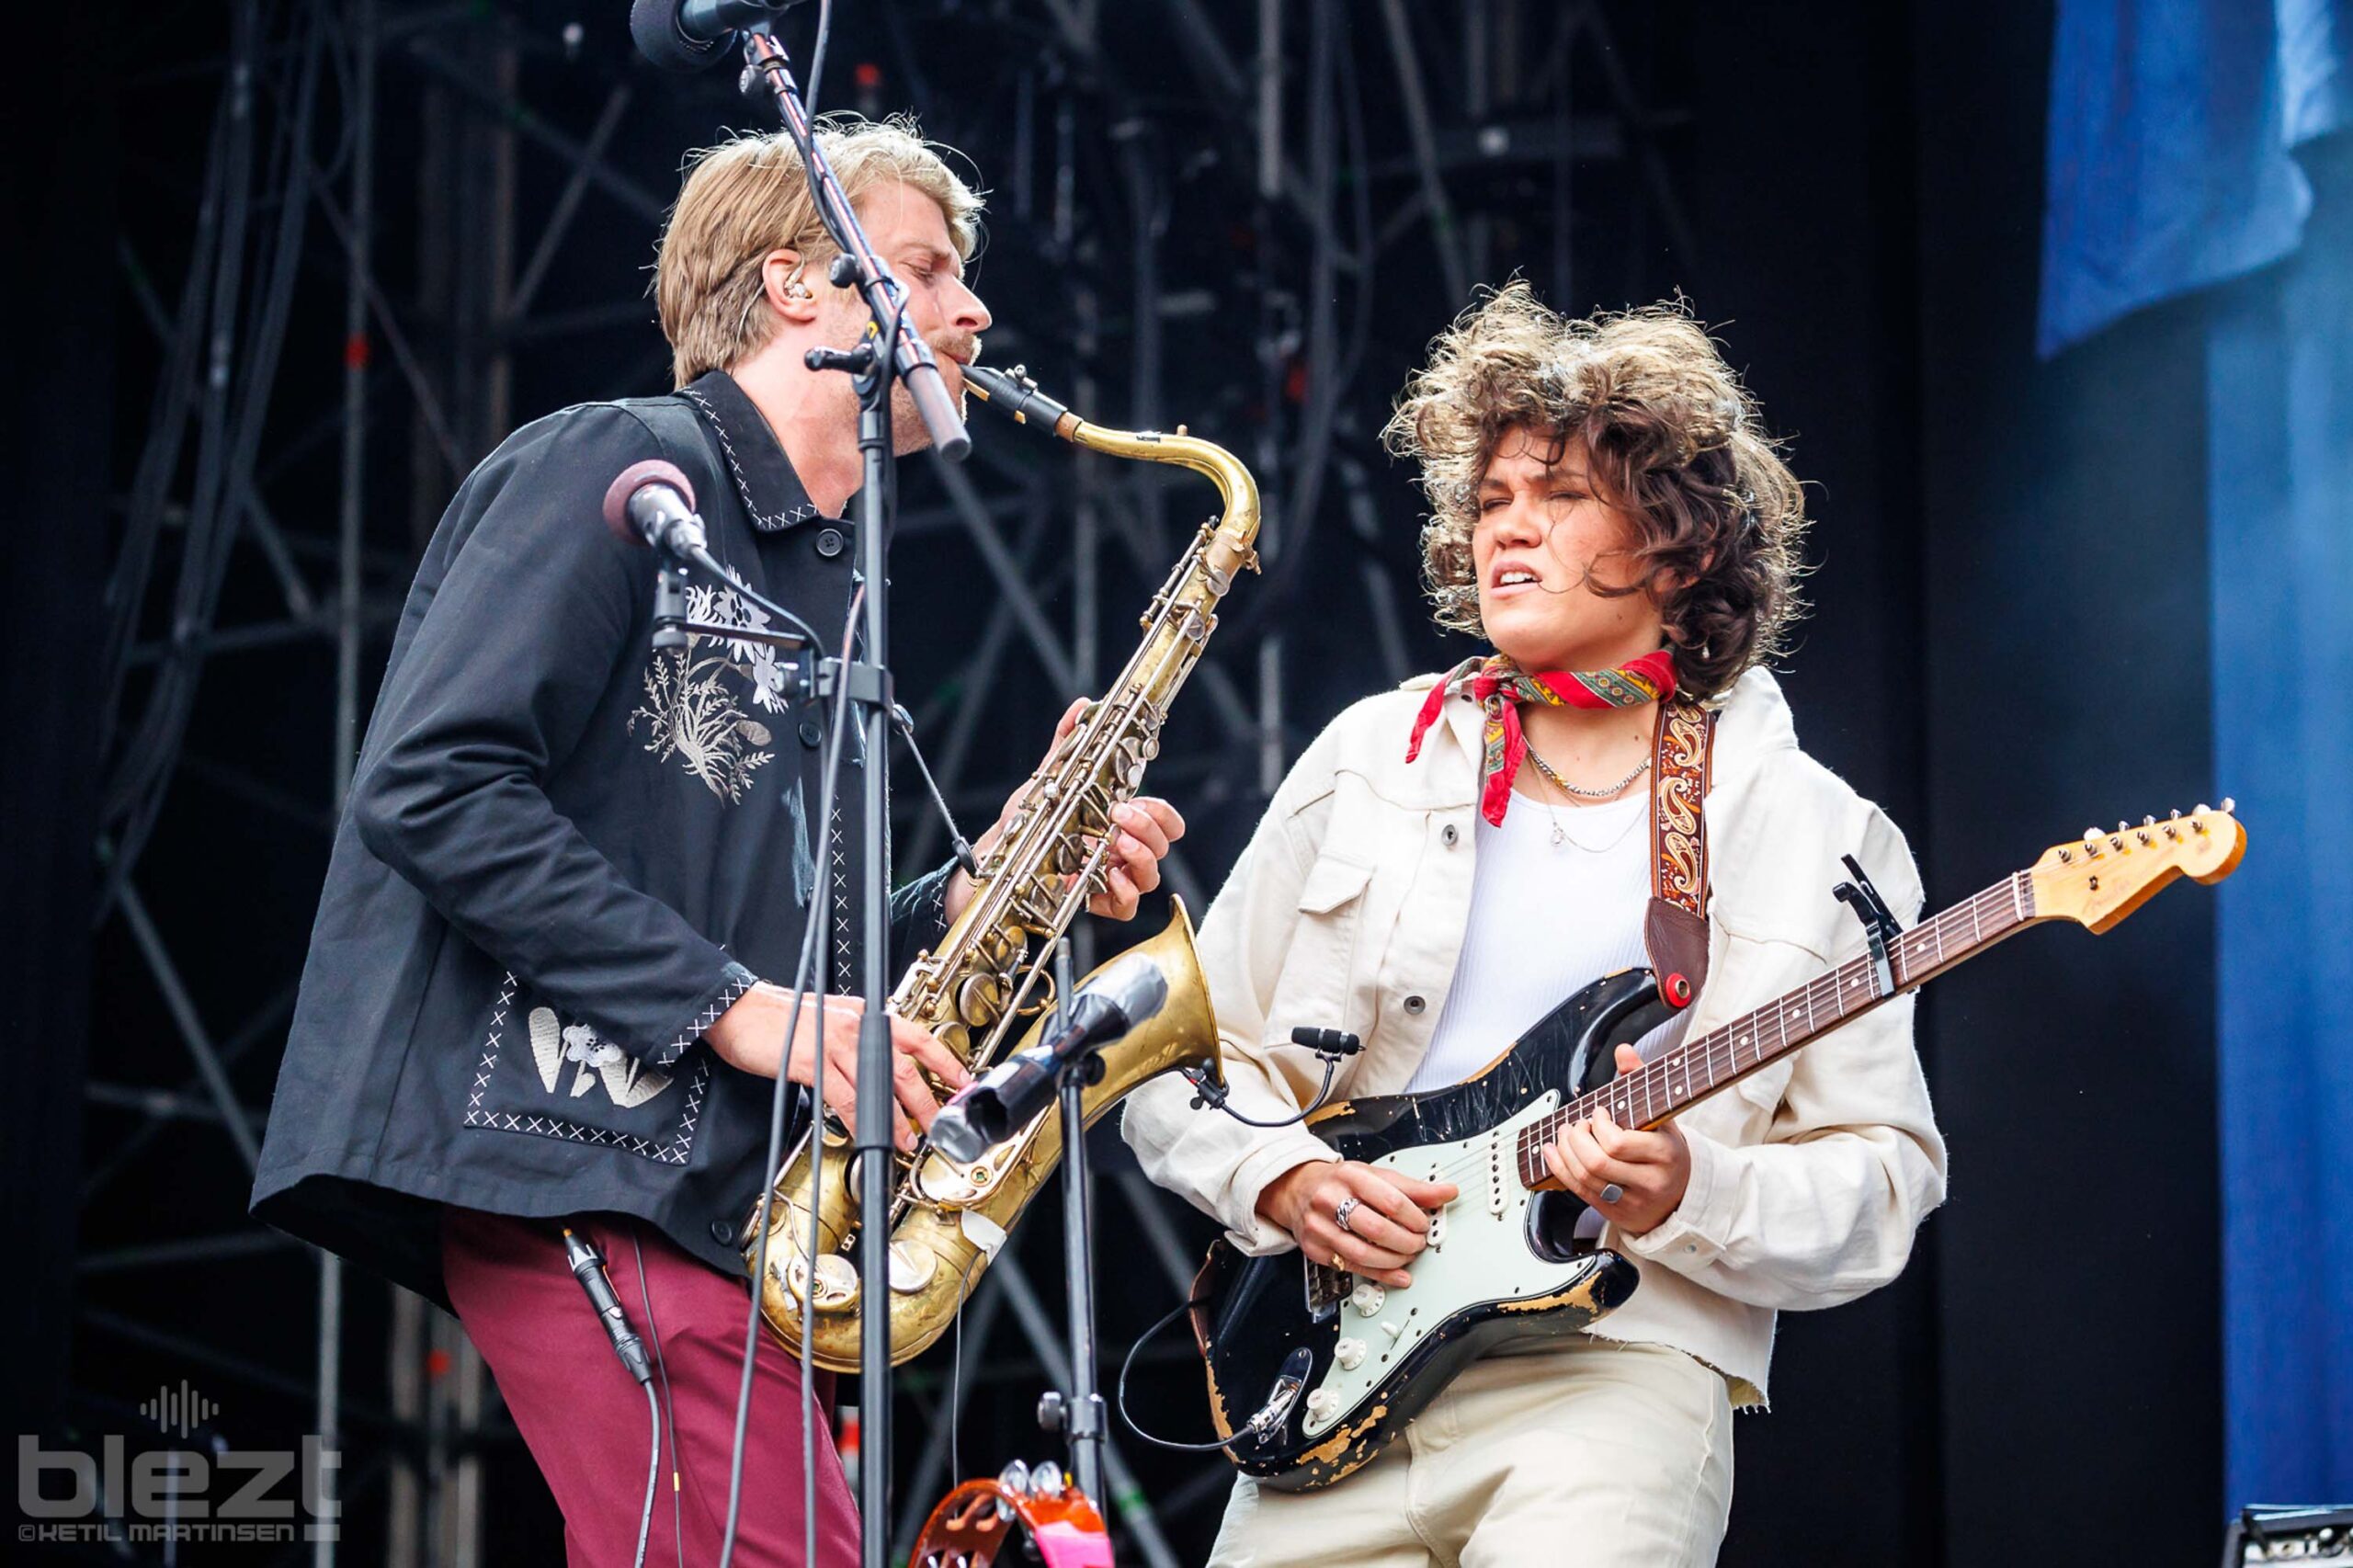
[888,1240,938,1295]
[777,1251,859,1312]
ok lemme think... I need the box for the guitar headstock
[2029,801,2245,933]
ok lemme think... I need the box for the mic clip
[1183,1025,1358,1122]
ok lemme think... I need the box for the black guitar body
[1193,969,1670,1491]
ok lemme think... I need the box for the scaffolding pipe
[321,5,375,1562]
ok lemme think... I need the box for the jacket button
[798,719,824,747]
[710,1218,739,1246]
[1441,824,1460,847]
[1403,994,1427,1015]
[814,527,847,559]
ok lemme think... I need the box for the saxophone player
[250,119,1182,1566]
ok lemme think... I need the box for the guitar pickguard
[1299,1093,1572,1436]
[1194,969,1665,1490]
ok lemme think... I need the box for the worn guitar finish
[1192,805,2247,1492]
[1194,970,1666,1491]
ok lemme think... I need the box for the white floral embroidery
[628,582,781,802]
[469,974,707,1163]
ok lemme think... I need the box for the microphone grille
[630,0,727,74]
[602,459,696,546]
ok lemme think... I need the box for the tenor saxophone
[745,363,1257,1370]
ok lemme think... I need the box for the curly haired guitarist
[1124,282,1945,1566]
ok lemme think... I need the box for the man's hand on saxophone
[946,696,1189,926]
[707,986,972,1153]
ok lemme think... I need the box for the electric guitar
[1190,805,2246,1491]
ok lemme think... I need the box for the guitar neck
[1514,870,2039,1186]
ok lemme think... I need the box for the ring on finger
[1333,1197,1360,1234]
[1599,1182,1625,1206]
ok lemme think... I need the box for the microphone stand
[1046,939,1111,1506]
[726,25,972,1568]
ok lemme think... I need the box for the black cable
[801,585,867,1568]
[891,704,981,879]
[631,1235,686,1568]
[1179,1055,1344,1129]
[805,0,833,118]
[945,1249,987,1487]
[686,543,831,658]
[637,1382,662,1568]
[1116,1294,1234,1453]
[718,580,864,1568]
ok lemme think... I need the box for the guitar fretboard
[1511,871,2037,1187]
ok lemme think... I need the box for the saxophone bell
[745,363,1256,1370]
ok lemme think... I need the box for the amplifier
[2224,1506,2353,1565]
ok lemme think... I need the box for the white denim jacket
[1122,666,1948,1406]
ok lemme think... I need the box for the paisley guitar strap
[1643,695,1717,1011]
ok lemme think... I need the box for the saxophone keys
[777,1251,860,1312]
[955,973,1005,1027]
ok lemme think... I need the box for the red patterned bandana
[1404,650,1679,826]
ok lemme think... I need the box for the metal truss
[81,2,1691,1563]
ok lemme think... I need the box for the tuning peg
[2195,803,2211,815]
[2221,796,2235,813]
[2170,809,2182,820]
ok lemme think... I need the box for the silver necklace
[1529,790,1646,853]
[1518,744,1650,851]
[1524,744,1652,801]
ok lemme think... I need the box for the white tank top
[1406,789,1664,1093]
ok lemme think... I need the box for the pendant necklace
[1522,744,1650,851]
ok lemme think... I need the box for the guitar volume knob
[1334,1337,1368,1370]
[1348,1282,1386,1316]
[1305,1388,1339,1421]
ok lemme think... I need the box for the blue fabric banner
[2045,0,2353,1513]
[2037,1,2337,358]
[2205,139,2353,1507]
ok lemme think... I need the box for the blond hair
[654,116,984,388]
[1384,284,1808,699]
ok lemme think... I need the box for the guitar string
[1368,875,2026,1197]
[1506,875,2023,1181]
[1506,876,2021,1175]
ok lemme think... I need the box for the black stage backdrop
[6,2,2225,1562]
[3,7,115,1458]
[1684,3,2222,1563]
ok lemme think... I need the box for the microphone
[929,956,1171,1162]
[630,0,811,73]
[562,1227,654,1386]
[602,460,709,560]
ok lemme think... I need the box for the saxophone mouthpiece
[965,363,1076,440]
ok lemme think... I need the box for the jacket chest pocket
[461,972,711,1165]
[1265,853,1377,1051]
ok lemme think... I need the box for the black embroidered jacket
[251,371,954,1305]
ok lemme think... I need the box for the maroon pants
[442,1207,860,1567]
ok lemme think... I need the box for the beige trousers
[1206,1337,1734,1568]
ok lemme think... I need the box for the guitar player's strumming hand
[1256,1159,1460,1288]
[1541,1041,1693,1235]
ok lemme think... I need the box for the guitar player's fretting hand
[1256,1159,1460,1288]
[1541,1041,1693,1235]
